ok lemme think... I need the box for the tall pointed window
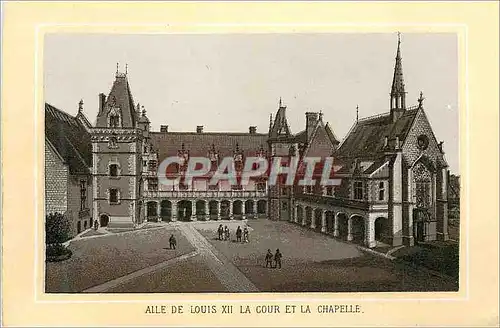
[109,115,119,128]
[354,181,364,200]
[378,181,385,201]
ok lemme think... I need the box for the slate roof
[335,108,419,160]
[45,103,92,174]
[95,73,136,128]
[150,131,269,163]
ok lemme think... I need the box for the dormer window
[109,115,119,128]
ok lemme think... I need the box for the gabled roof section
[335,107,419,159]
[45,103,92,174]
[95,72,136,128]
[302,119,339,158]
[324,122,340,146]
[269,105,291,139]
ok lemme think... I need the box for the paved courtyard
[46,219,458,293]
[197,220,459,292]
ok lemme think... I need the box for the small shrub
[46,212,72,245]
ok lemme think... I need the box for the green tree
[45,212,71,245]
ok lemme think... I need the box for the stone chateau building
[45,38,450,247]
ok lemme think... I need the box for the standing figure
[265,249,273,268]
[236,226,242,242]
[217,224,224,240]
[274,249,282,269]
[243,227,249,243]
[224,225,230,241]
[169,234,177,250]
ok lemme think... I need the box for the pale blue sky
[44,33,459,173]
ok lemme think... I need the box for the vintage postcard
[2,1,499,327]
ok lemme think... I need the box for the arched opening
[209,200,219,220]
[233,200,243,219]
[336,213,348,239]
[326,211,334,234]
[245,200,254,218]
[99,214,109,227]
[257,200,267,218]
[177,200,193,221]
[374,217,388,242]
[147,201,158,221]
[314,209,322,232]
[350,215,365,244]
[305,207,313,227]
[220,200,230,219]
[160,200,172,222]
[196,200,206,220]
[77,221,82,233]
[296,206,304,225]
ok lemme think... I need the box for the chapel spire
[390,32,407,122]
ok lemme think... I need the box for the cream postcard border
[2,2,498,327]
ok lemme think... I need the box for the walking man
[217,224,224,240]
[224,225,230,241]
[169,234,177,250]
[265,249,273,268]
[236,226,242,243]
[274,249,282,269]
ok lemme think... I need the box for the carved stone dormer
[178,143,190,169]
[208,143,219,163]
[234,143,244,171]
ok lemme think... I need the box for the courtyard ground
[46,219,459,293]
[197,220,459,292]
[45,226,194,293]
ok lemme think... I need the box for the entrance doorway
[99,214,109,227]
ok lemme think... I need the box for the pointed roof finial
[116,62,119,75]
[78,99,84,113]
[319,110,323,121]
[356,105,359,122]
[397,31,401,44]
[418,91,425,108]
[125,64,128,75]
[279,97,282,108]
[141,105,146,117]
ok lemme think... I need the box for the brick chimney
[249,126,257,134]
[160,125,169,133]
[99,93,106,113]
[196,126,204,133]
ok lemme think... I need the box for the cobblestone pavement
[177,222,259,292]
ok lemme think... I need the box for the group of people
[265,249,283,269]
[217,224,249,243]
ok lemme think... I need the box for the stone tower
[91,66,144,229]
[267,99,296,221]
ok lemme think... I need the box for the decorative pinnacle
[418,91,425,108]
[78,99,84,112]
[116,62,119,75]
[356,105,359,122]
[319,110,323,121]
[125,64,128,75]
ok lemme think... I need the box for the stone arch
[336,212,348,239]
[99,214,109,227]
[296,205,304,225]
[326,211,335,234]
[196,200,206,220]
[245,199,254,218]
[177,200,192,221]
[146,201,158,218]
[233,200,243,219]
[160,200,172,221]
[374,216,389,242]
[209,200,219,220]
[350,214,365,244]
[257,200,267,217]
[220,200,230,219]
[305,206,313,227]
[313,208,323,232]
